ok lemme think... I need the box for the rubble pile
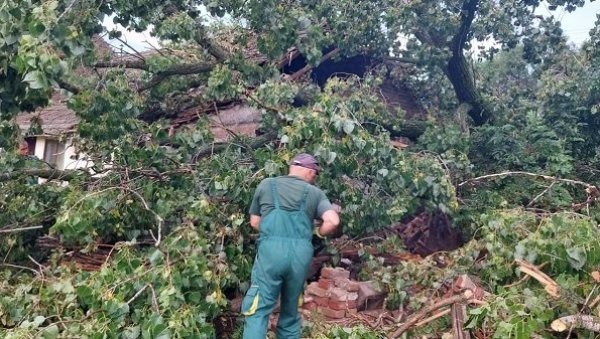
[302,267,384,319]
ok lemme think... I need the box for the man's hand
[250,215,261,231]
[319,209,340,236]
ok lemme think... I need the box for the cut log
[551,315,600,333]
[451,302,470,339]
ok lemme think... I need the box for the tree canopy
[2,0,600,337]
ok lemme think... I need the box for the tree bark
[445,0,493,126]
[370,120,430,140]
[446,55,491,125]
[551,315,600,333]
[139,62,214,91]
[191,131,278,163]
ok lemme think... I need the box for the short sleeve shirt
[249,176,333,220]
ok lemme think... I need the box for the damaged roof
[15,92,78,136]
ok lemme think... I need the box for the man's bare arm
[318,209,339,236]
[250,214,261,231]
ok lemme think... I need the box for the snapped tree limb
[551,315,600,333]
[0,169,88,182]
[93,58,149,70]
[458,171,596,190]
[191,131,278,163]
[515,259,560,298]
[389,290,474,338]
[139,62,214,91]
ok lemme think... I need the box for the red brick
[335,278,349,289]
[313,295,329,306]
[318,278,333,290]
[302,301,318,311]
[319,306,346,319]
[347,281,360,292]
[321,267,350,280]
[329,287,348,302]
[328,298,358,310]
[306,282,329,298]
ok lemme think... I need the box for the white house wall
[63,140,94,170]
[33,136,93,171]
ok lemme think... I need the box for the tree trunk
[446,55,492,126]
[442,0,493,126]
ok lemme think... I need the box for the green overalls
[242,179,314,339]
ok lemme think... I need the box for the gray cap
[291,153,321,171]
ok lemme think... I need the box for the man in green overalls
[242,153,340,339]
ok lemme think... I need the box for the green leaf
[566,247,586,270]
[41,324,59,339]
[27,20,45,36]
[342,120,355,134]
[123,326,141,339]
[33,315,46,327]
[149,249,164,266]
[23,70,46,89]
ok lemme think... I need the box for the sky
[539,0,600,46]
[103,1,600,53]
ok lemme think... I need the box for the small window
[25,138,35,156]
[43,139,65,169]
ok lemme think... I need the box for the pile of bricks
[302,267,360,319]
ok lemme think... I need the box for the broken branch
[515,259,560,298]
[551,315,600,333]
[0,225,44,234]
[389,290,473,338]
[0,169,88,182]
[414,308,451,328]
[459,171,596,189]
[286,48,339,81]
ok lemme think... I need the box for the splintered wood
[388,275,489,338]
[515,259,560,298]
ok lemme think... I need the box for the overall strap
[298,184,310,211]
[270,178,280,209]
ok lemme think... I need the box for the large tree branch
[192,18,230,62]
[93,58,149,70]
[0,169,88,182]
[364,120,430,140]
[285,48,339,82]
[452,0,479,52]
[57,79,81,95]
[383,56,420,65]
[95,56,215,92]
[191,131,278,163]
[139,62,214,92]
[552,315,600,333]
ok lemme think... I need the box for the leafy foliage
[2,0,600,337]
